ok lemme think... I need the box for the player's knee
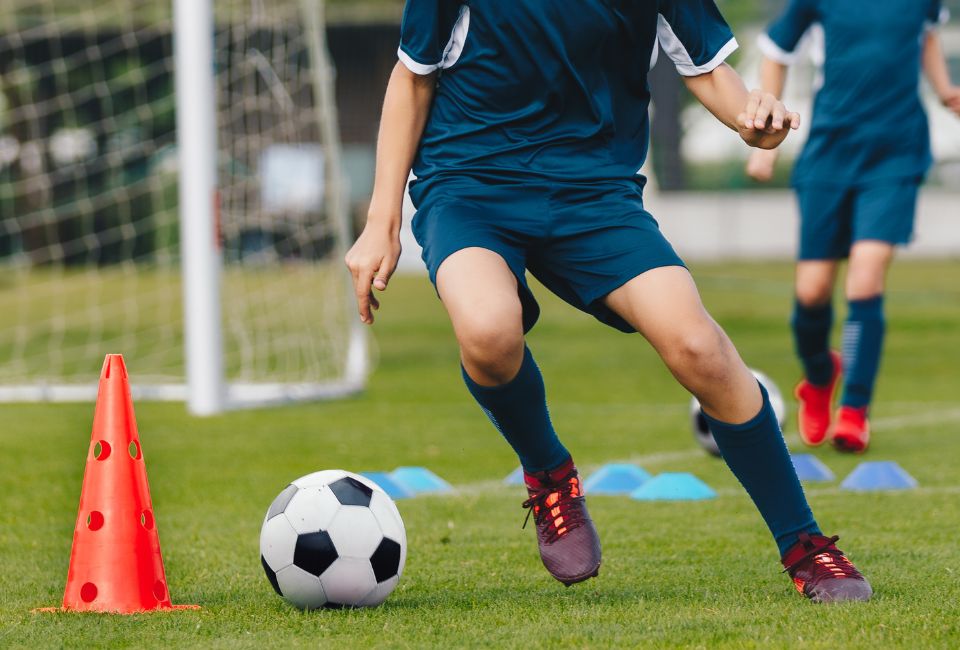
[457,315,524,377]
[663,323,729,379]
[795,283,832,307]
[846,270,885,300]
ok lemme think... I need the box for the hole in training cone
[37,355,198,614]
[93,441,110,460]
[86,511,104,531]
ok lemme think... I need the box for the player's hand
[746,148,780,183]
[737,89,800,150]
[344,220,402,325]
[941,86,960,118]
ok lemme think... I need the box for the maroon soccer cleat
[832,406,870,453]
[795,350,843,446]
[781,532,872,603]
[522,458,601,586]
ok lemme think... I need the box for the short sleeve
[398,1,465,75]
[656,0,738,77]
[925,1,950,31]
[758,0,818,64]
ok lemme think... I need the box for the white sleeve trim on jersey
[397,48,441,76]
[925,7,951,31]
[397,4,470,75]
[656,14,738,77]
[440,5,470,70]
[757,32,799,65]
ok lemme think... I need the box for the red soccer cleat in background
[832,405,871,453]
[794,350,843,446]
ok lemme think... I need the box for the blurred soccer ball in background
[260,470,407,609]
[691,369,786,457]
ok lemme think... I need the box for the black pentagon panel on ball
[328,476,373,507]
[370,537,402,583]
[294,530,339,577]
[267,484,299,519]
[261,555,283,596]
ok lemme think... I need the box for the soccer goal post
[0,0,368,414]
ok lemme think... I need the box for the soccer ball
[259,470,407,609]
[690,369,787,457]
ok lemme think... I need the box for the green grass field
[2,260,960,648]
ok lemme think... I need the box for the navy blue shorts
[410,178,685,333]
[796,178,920,261]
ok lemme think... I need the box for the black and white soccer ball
[259,470,407,609]
[690,369,786,457]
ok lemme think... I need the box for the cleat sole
[560,566,600,587]
[832,435,868,454]
[807,578,873,603]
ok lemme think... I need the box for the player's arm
[345,62,436,324]
[745,57,790,181]
[745,0,816,180]
[683,63,800,151]
[923,30,960,117]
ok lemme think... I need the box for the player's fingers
[369,293,381,311]
[344,252,359,281]
[753,94,774,131]
[355,269,374,323]
[770,102,785,131]
[744,91,762,127]
[373,255,396,292]
[785,111,801,129]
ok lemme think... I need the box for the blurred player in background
[347,0,871,602]
[748,1,960,453]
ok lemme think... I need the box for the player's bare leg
[845,241,893,301]
[796,260,838,307]
[833,241,895,452]
[437,247,525,386]
[604,266,758,423]
[605,265,871,601]
[793,260,843,445]
[437,248,601,585]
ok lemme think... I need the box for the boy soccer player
[347,0,871,601]
[748,1,960,453]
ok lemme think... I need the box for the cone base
[34,604,200,614]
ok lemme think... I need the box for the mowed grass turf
[2,260,959,648]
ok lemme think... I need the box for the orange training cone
[42,355,198,613]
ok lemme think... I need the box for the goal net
[0,0,366,411]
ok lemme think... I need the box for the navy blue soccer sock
[841,295,885,409]
[461,346,570,473]
[792,299,834,386]
[702,383,821,556]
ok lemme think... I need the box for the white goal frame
[0,0,368,414]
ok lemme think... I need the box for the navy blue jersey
[398,0,737,194]
[760,0,948,187]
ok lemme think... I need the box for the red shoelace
[522,470,587,543]
[783,535,861,580]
